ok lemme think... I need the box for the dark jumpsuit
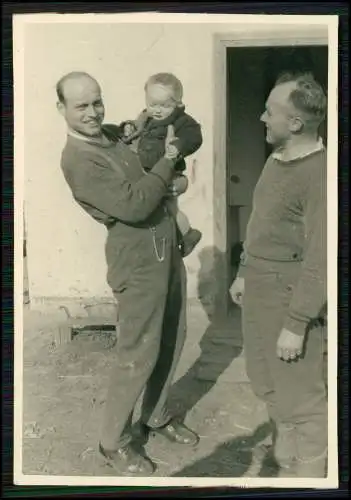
[61,128,187,449]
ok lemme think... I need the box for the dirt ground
[22,303,277,479]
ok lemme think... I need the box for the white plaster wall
[22,20,329,304]
[24,22,218,302]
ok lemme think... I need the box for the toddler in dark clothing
[119,73,203,257]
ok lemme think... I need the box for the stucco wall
[20,18,330,308]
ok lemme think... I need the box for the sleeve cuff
[283,316,308,336]
[150,158,175,186]
[236,264,246,279]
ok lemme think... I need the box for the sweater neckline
[271,148,326,168]
[67,131,119,149]
[272,138,324,163]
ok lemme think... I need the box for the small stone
[218,410,229,417]
[80,447,94,460]
[203,416,216,425]
[24,422,41,438]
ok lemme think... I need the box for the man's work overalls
[61,131,187,450]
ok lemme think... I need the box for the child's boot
[181,229,202,257]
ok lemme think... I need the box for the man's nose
[260,112,267,123]
[87,105,98,117]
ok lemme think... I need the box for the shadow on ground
[172,421,278,477]
[168,245,244,420]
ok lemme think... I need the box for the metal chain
[150,227,166,262]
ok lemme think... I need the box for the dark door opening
[227,45,328,288]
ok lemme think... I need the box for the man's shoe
[147,419,200,446]
[180,229,202,257]
[98,442,155,476]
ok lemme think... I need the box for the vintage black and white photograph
[14,12,338,488]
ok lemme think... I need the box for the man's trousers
[100,217,187,450]
[242,257,328,476]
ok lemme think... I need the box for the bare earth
[22,303,277,479]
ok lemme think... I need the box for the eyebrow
[74,98,102,108]
[147,97,175,105]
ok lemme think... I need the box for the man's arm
[172,116,203,158]
[283,160,327,336]
[67,152,175,224]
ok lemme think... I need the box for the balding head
[269,80,299,110]
[56,72,105,138]
[56,72,100,104]
[275,72,327,128]
[261,72,327,147]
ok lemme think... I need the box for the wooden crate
[54,302,119,347]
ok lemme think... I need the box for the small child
[119,72,203,257]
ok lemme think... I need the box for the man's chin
[266,134,282,148]
[265,132,274,144]
[82,128,102,138]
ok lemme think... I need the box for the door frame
[212,26,329,317]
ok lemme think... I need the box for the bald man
[56,72,199,476]
[230,73,328,478]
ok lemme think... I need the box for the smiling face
[145,83,178,120]
[260,82,303,148]
[57,75,105,137]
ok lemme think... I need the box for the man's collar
[67,128,95,143]
[67,127,111,146]
[272,137,325,162]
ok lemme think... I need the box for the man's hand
[172,175,189,196]
[276,328,304,362]
[164,125,180,160]
[168,184,179,197]
[229,277,245,307]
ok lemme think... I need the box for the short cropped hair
[56,71,98,103]
[276,72,327,126]
[144,73,183,103]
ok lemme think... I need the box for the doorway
[213,33,328,316]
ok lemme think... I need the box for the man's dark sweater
[134,106,203,173]
[239,147,327,336]
[60,128,175,291]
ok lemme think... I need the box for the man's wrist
[283,316,307,337]
[164,155,178,165]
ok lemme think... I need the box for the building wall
[21,20,329,308]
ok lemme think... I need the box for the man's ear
[290,115,304,133]
[56,101,65,116]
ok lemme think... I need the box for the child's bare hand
[164,125,180,160]
[165,143,180,159]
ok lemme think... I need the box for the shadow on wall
[197,243,244,318]
[172,421,278,477]
[168,245,244,420]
